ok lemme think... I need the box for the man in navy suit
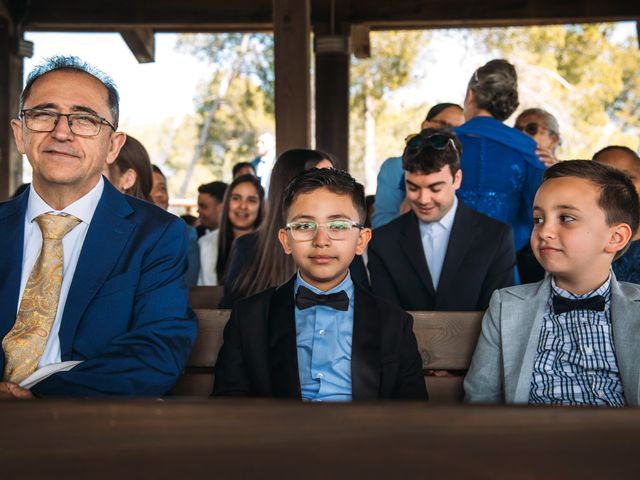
[0,56,197,398]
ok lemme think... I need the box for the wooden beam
[314,22,350,171]
[18,0,640,32]
[120,28,155,63]
[273,0,310,155]
[0,14,23,200]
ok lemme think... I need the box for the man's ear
[355,228,372,255]
[10,119,26,155]
[278,228,293,255]
[605,223,632,255]
[106,131,126,166]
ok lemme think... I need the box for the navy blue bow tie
[295,286,349,311]
[552,294,605,315]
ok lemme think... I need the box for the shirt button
[584,346,593,355]
[319,329,326,336]
[317,372,324,379]
[597,390,605,398]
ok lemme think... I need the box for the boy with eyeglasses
[213,168,427,401]
[368,128,516,312]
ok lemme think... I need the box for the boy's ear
[605,223,632,255]
[355,227,372,255]
[278,228,293,255]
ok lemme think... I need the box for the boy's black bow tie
[552,294,605,315]
[295,286,349,311]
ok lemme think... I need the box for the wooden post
[0,15,23,200]
[272,0,311,156]
[314,23,350,171]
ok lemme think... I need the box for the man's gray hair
[20,55,120,128]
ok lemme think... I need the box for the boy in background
[214,168,427,401]
[465,160,640,406]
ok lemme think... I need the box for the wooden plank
[186,309,483,370]
[3,400,640,477]
[19,0,639,31]
[273,0,311,155]
[119,28,155,63]
[426,375,465,403]
[189,285,225,309]
[411,310,484,370]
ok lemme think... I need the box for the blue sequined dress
[613,240,640,284]
[455,116,545,251]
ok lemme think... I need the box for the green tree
[350,30,430,190]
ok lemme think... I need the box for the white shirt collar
[419,195,458,232]
[26,177,104,226]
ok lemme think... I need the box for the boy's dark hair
[593,145,640,164]
[152,164,165,178]
[543,160,640,258]
[282,168,367,224]
[402,127,462,176]
[198,181,228,202]
[232,161,256,177]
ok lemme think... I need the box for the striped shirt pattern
[528,277,626,406]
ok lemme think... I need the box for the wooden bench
[189,286,224,309]
[171,309,484,402]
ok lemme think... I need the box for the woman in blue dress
[455,59,545,253]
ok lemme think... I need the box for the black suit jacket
[367,202,515,311]
[213,277,427,400]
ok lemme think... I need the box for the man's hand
[536,147,558,167]
[0,382,34,400]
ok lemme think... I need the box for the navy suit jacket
[213,277,427,400]
[0,180,197,396]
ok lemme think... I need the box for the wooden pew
[189,286,224,309]
[171,309,484,403]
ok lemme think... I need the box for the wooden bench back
[189,286,225,309]
[171,309,484,403]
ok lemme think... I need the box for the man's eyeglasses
[515,122,553,137]
[404,132,458,157]
[20,109,116,137]
[285,220,364,241]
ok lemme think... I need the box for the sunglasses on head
[404,132,457,156]
[515,122,552,136]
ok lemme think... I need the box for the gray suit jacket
[464,276,640,405]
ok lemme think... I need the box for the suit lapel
[399,212,435,296]
[58,181,135,358]
[501,279,550,403]
[0,192,29,339]
[611,278,640,406]
[351,284,381,400]
[437,202,476,302]
[267,277,301,398]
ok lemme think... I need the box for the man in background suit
[367,128,515,311]
[0,56,196,398]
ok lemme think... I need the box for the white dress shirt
[197,228,220,286]
[418,197,458,290]
[19,178,104,368]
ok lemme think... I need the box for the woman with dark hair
[103,135,153,200]
[198,174,265,286]
[219,149,338,307]
[455,59,544,253]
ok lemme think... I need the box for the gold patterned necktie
[2,212,81,383]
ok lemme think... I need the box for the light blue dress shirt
[294,271,354,402]
[372,156,404,229]
[418,197,457,290]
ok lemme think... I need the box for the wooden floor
[2,399,639,478]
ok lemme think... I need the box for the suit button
[319,329,326,336]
